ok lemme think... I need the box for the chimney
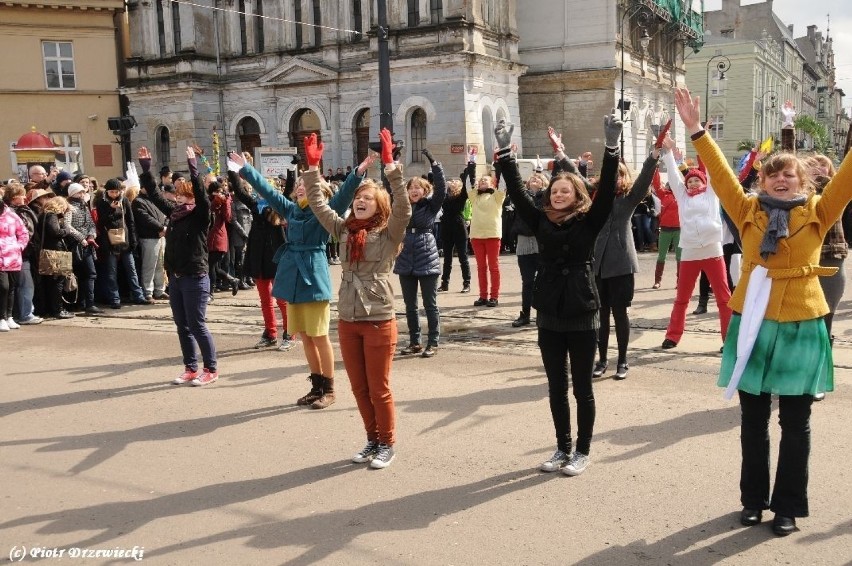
[788,24,794,35]
[808,25,817,40]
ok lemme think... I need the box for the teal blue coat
[240,165,362,303]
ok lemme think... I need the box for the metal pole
[213,1,228,152]
[377,0,393,134]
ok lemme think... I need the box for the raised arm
[187,147,210,219]
[583,113,623,231]
[422,149,448,213]
[329,153,373,214]
[624,150,661,209]
[380,128,412,242]
[497,156,540,233]
[229,152,295,217]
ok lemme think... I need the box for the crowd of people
[2,95,850,537]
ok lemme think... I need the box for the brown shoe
[310,376,335,409]
[297,373,324,406]
[400,344,423,355]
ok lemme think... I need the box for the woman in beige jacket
[305,129,411,469]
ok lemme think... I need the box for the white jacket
[662,150,722,259]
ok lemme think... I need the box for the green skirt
[719,315,834,396]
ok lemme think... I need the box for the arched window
[410,108,427,163]
[237,116,261,154]
[482,109,494,159]
[354,108,370,165]
[290,109,322,165]
[155,126,170,170]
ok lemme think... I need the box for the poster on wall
[254,146,298,177]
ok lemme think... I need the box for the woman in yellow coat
[674,87,852,537]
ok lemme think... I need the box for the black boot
[512,311,530,327]
[438,280,449,292]
[297,373,324,406]
[692,296,708,315]
[311,376,336,409]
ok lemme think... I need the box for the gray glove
[603,111,623,148]
[494,120,514,151]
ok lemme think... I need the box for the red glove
[304,133,324,167]
[379,128,394,164]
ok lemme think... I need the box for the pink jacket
[0,206,29,271]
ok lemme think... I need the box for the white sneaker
[17,316,43,325]
[370,443,395,469]
[6,317,20,330]
[540,449,570,472]
[278,336,296,352]
[0,319,9,332]
[562,451,590,476]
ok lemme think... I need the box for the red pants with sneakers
[338,319,398,446]
[471,237,501,300]
[255,278,288,339]
[665,256,732,344]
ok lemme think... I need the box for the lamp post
[619,2,654,159]
[704,55,731,133]
[755,89,778,141]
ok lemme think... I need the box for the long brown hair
[542,173,592,219]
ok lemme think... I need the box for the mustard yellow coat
[694,133,852,322]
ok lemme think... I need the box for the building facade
[0,0,127,181]
[123,0,525,179]
[516,0,703,170]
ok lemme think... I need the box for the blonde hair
[42,196,69,214]
[526,172,549,190]
[405,176,433,197]
[616,162,635,195]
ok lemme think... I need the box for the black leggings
[596,275,633,365]
[208,251,232,290]
[441,222,471,285]
[538,327,597,455]
[0,270,20,319]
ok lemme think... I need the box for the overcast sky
[704,0,852,113]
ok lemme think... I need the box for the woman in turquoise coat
[228,148,374,409]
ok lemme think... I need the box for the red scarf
[685,184,708,197]
[344,216,382,262]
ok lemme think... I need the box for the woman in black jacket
[37,196,75,319]
[439,158,473,294]
[495,114,622,477]
[227,162,291,349]
[140,146,219,386]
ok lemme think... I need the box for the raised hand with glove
[603,110,624,150]
[379,127,395,166]
[304,132,324,169]
[422,148,436,166]
[493,119,515,160]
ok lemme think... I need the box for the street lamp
[755,89,778,141]
[620,2,655,157]
[704,55,731,132]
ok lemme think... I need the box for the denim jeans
[398,273,440,347]
[632,213,653,250]
[73,247,97,308]
[739,391,813,517]
[14,259,35,321]
[169,272,217,372]
[104,250,145,305]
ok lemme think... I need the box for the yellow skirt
[287,301,330,337]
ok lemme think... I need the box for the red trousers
[471,237,501,300]
[665,256,732,344]
[338,319,398,445]
[255,278,288,339]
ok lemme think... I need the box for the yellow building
[0,0,126,182]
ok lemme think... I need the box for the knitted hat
[683,168,707,186]
[159,165,172,177]
[66,183,86,198]
[56,170,73,185]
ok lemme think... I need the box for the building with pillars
[123,0,525,178]
[516,0,704,170]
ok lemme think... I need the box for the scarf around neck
[757,192,807,259]
[685,183,708,197]
[477,188,495,195]
[170,203,196,222]
[345,215,383,263]
[544,205,582,226]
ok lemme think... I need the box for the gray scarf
[757,193,807,259]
